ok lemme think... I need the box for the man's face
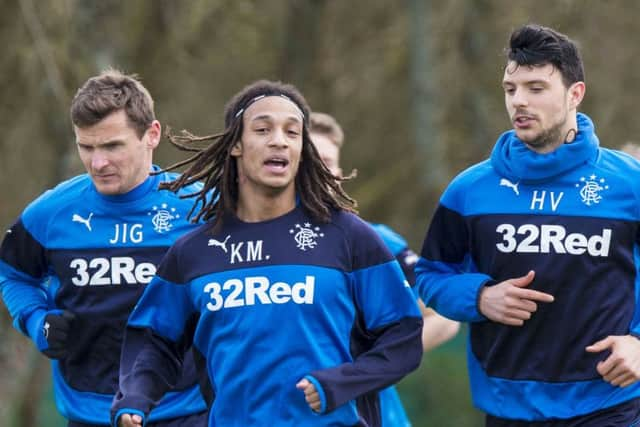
[502,61,580,152]
[310,132,342,177]
[75,110,160,195]
[231,96,303,198]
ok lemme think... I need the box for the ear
[568,81,585,110]
[230,140,242,157]
[145,120,161,149]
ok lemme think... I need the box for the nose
[510,88,528,108]
[91,152,109,171]
[267,128,289,148]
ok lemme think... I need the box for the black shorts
[485,398,640,427]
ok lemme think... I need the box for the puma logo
[499,178,520,195]
[208,235,231,253]
[72,213,93,231]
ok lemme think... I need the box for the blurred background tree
[2,0,639,425]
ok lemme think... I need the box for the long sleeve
[308,255,423,414]
[111,246,197,425]
[111,326,184,423]
[415,203,493,322]
[308,316,422,413]
[0,218,50,335]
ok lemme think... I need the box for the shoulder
[329,210,395,269]
[441,159,493,212]
[170,220,213,253]
[152,170,212,214]
[155,220,213,279]
[595,147,640,212]
[330,210,377,239]
[596,147,640,174]
[22,174,92,226]
[154,170,207,198]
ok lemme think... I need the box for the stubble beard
[523,111,568,152]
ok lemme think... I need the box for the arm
[306,316,423,414]
[303,257,423,414]
[414,204,494,322]
[416,206,554,325]
[419,302,459,352]
[1,219,75,358]
[112,325,185,426]
[111,247,196,427]
[389,241,460,352]
[582,218,640,388]
[1,219,49,332]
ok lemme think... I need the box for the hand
[118,413,144,427]
[586,335,640,387]
[296,378,321,412]
[478,271,554,326]
[26,309,75,359]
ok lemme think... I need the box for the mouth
[264,156,289,171]
[513,114,535,128]
[93,173,117,181]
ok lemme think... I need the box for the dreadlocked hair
[157,80,357,230]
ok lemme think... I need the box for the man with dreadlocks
[0,70,208,426]
[112,80,423,427]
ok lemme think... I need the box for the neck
[129,160,153,190]
[235,184,296,223]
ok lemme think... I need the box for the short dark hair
[506,24,584,87]
[70,69,155,138]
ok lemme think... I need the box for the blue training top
[416,113,640,421]
[112,205,423,427]
[0,167,207,424]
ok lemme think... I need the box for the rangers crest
[289,223,324,251]
[575,174,608,206]
[148,203,181,233]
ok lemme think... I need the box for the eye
[504,87,515,95]
[287,129,300,137]
[530,86,544,93]
[255,127,269,134]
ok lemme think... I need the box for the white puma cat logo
[72,213,93,231]
[208,235,231,253]
[499,178,520,196]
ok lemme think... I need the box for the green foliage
[399,326,483,426]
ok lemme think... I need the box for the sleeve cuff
[304,375,327,414]
[628,331,640,340]
[473,279,495,322]
[24,308,47,346]
[113,408,146,427]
